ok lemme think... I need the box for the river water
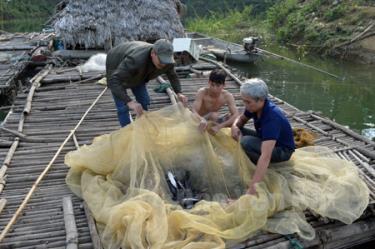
[229,44,375,140]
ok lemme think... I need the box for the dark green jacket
[106,41,181,103]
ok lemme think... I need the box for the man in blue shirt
[231,78,295,195]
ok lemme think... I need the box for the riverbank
[186,0,375,64]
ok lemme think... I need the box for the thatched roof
[53,0,185,49]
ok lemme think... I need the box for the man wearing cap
[106,39,188,127]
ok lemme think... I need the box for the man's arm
[247,140,276,195]
[231,114,249,140]
[192,89,208,132]
[107,57,143,116]
[215,93,239,129]
[192,89,204,114]
[166,67,187,105]
[165,67,181,93]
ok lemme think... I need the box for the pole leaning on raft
[0,86,108,243]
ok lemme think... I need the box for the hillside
[0,0,60,20]
[267,0,375,63]
[185,0,375,64]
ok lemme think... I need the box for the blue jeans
[112,84,150,127]
[240,128,293,164]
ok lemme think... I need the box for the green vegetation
[185,0,375,55]
[186,6,269,43]
[0,18,46,32]
[0,0,59,20]
[184,0,277,18]
[266,0,374,53]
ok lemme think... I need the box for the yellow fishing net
[65,104,369,249]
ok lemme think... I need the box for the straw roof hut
[53,0,185,49]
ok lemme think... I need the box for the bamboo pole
[24,65,52,115]
[199,57,243,86]
[348,150,375,177]
[0,86,108,243]
[42,73,104,84]
[63,196,78,249]
[0,105,11,111]
[292,116,329,136]
[156,76,177,105]
[0,139,12,148]
[310,113,375,147]
[83,202,103,249]
[72,133,80,149]
[0,126,63,143]
[0,45,34,51]
[0,139,19,194]
[0,198,6,214]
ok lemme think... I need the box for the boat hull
[210,49,259,64]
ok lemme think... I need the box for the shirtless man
[193,69,239,135]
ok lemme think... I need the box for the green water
[230,45,375,140]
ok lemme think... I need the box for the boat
[187,33,261,64]
[208,47,260,63]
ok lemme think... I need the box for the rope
[0,86,108,242]
[257,48,343,80]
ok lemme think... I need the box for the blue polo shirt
[244,99,295,151]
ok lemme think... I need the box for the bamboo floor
[0,59,374,249]
[0,32,52,102]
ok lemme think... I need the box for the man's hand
[177,93,188,107]
[198,118,208,133]
[231,125,241,141]
[127,100,144,117]
[209,125,221,135]
[246,182,258,196]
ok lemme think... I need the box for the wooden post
[62,196,78,249]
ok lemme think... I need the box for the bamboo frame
[0,86,108,242]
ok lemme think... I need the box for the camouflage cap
[153,39,175,65]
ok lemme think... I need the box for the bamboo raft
[0,48,374,248]
[0,32,53,105]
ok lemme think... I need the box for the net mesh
[65,104,369,249]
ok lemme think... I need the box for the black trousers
[240,128,294,164]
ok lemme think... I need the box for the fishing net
[65,104,369,249]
